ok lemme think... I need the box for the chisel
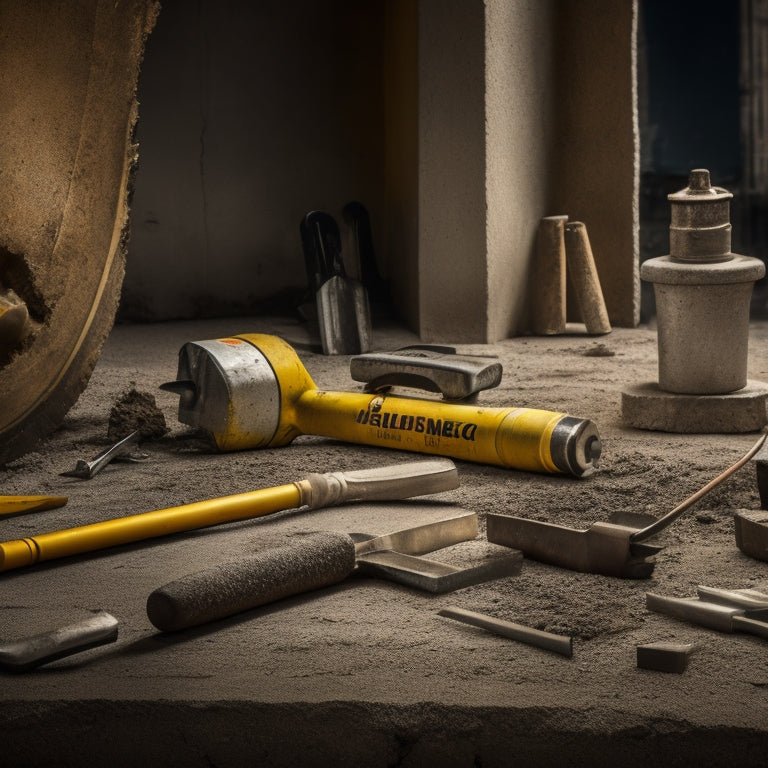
[646,592,768,640]
[0,459,458,572]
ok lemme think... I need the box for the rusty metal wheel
[0,0,159,465]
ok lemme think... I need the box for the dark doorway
[638,0,768,318]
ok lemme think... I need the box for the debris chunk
[636,641,696,673]
[108,388,168,441]
[583,343,615,357]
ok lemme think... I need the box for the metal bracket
[350,345,502,401]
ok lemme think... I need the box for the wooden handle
[532,215,568,335]
[564,222,611,335]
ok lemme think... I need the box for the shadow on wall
[120,0,387,323]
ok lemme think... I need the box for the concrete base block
[621,380,768,433]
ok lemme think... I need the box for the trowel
[300,210,372,355]
[341,201,391,305]
[146,511,523,632]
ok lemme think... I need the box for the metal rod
[439,606,573,657]
[631,432,767,543]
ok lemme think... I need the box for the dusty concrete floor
[2,315,768,767]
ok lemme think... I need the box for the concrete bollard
[623,169,768,432]
[641,169,765,395]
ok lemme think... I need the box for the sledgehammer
[161,334,601,477]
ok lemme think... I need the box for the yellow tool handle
[293,390,598,476]
[0,459,460,572]
[0,484,301,572]
[0,495,68,517]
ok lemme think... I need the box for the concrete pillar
[485,0,560,340]
[417,0,488,342]
[551,0,639,329]
[416,0,638,343]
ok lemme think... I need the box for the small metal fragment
[60,431,148,479]
[636,641,696,673]
[696,584,768,610]
[0,611,118,672]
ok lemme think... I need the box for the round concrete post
[641,170,765,395]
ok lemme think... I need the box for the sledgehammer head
[160,334,314,451]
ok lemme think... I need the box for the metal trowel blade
[317,276,372,355]
[351,512,522,592]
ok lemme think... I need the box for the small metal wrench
[60,431,148,479]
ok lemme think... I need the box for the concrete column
[417,0,638,342]
[485,0,559,340]
[551,0,639,328]
[417,0,488,342]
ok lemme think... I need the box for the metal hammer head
[160,334,313,451]
[487,434,768,577]
[486,514,663,579]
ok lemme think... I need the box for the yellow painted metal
[235,334,563,474]
[0,495,68,517]
[235,333,317,448]
[0,483,301,572]
[293,390,563,474]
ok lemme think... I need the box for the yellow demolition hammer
[161,334,601,478]
[0,335,600,573]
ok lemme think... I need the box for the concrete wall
[551,0,639,329]
[417,0,561,342]
[123,0,638,339]
[123,0,386,320]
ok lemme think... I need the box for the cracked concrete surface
[1,316,768,766]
